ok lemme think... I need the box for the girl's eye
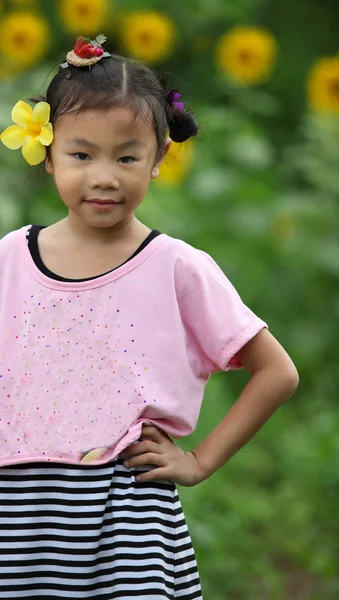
[73,152,91,161]
[118,156,135,164]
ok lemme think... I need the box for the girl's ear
[151,137,172,180]
[45,156,54,175]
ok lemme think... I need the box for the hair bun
[168,109,199,143]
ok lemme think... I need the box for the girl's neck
[49,214,151,249]
[35,216,154,281]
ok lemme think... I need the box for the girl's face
[46,105,170,231]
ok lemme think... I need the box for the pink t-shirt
[0,225,267,467]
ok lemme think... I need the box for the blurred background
[0,0,338,598]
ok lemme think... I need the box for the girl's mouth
[85,199,122,211]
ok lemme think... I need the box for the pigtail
[157,74,199,143]
[166,103,199,143]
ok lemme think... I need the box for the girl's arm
[191,328,299,479]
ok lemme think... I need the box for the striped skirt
[0,456,203,599]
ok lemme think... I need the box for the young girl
[0,35,298,599]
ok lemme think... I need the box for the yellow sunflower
[59,0,108,35]
[0,12,49,68]
[157,141,194,186]
[216,26,278,85]
[308,56,339,113]
[121,11,176,63]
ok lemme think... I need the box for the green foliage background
[1,1,338,598]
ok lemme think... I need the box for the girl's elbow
[284,362,299,395]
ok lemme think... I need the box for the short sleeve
[175,246,268,373]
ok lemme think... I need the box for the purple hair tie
[165,90,184,111]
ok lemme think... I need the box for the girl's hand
[119,425,205,487]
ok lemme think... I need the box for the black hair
[33,53,199,164]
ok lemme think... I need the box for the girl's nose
[90,168,120,190]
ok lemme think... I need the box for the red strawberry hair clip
[60,34,111,69]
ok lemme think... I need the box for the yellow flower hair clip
[0,100,54,166]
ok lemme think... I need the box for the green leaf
[94,34,107,46]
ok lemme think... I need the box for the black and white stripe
[0,457,203,599]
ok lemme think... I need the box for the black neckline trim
[27,224,162,283]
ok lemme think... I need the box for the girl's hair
[36,54,199,163]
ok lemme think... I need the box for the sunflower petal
[22,138,46,165]
[33,102,50,126]
[11,101,33,127]
[0,125,27,149]
[38,122,54,146]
